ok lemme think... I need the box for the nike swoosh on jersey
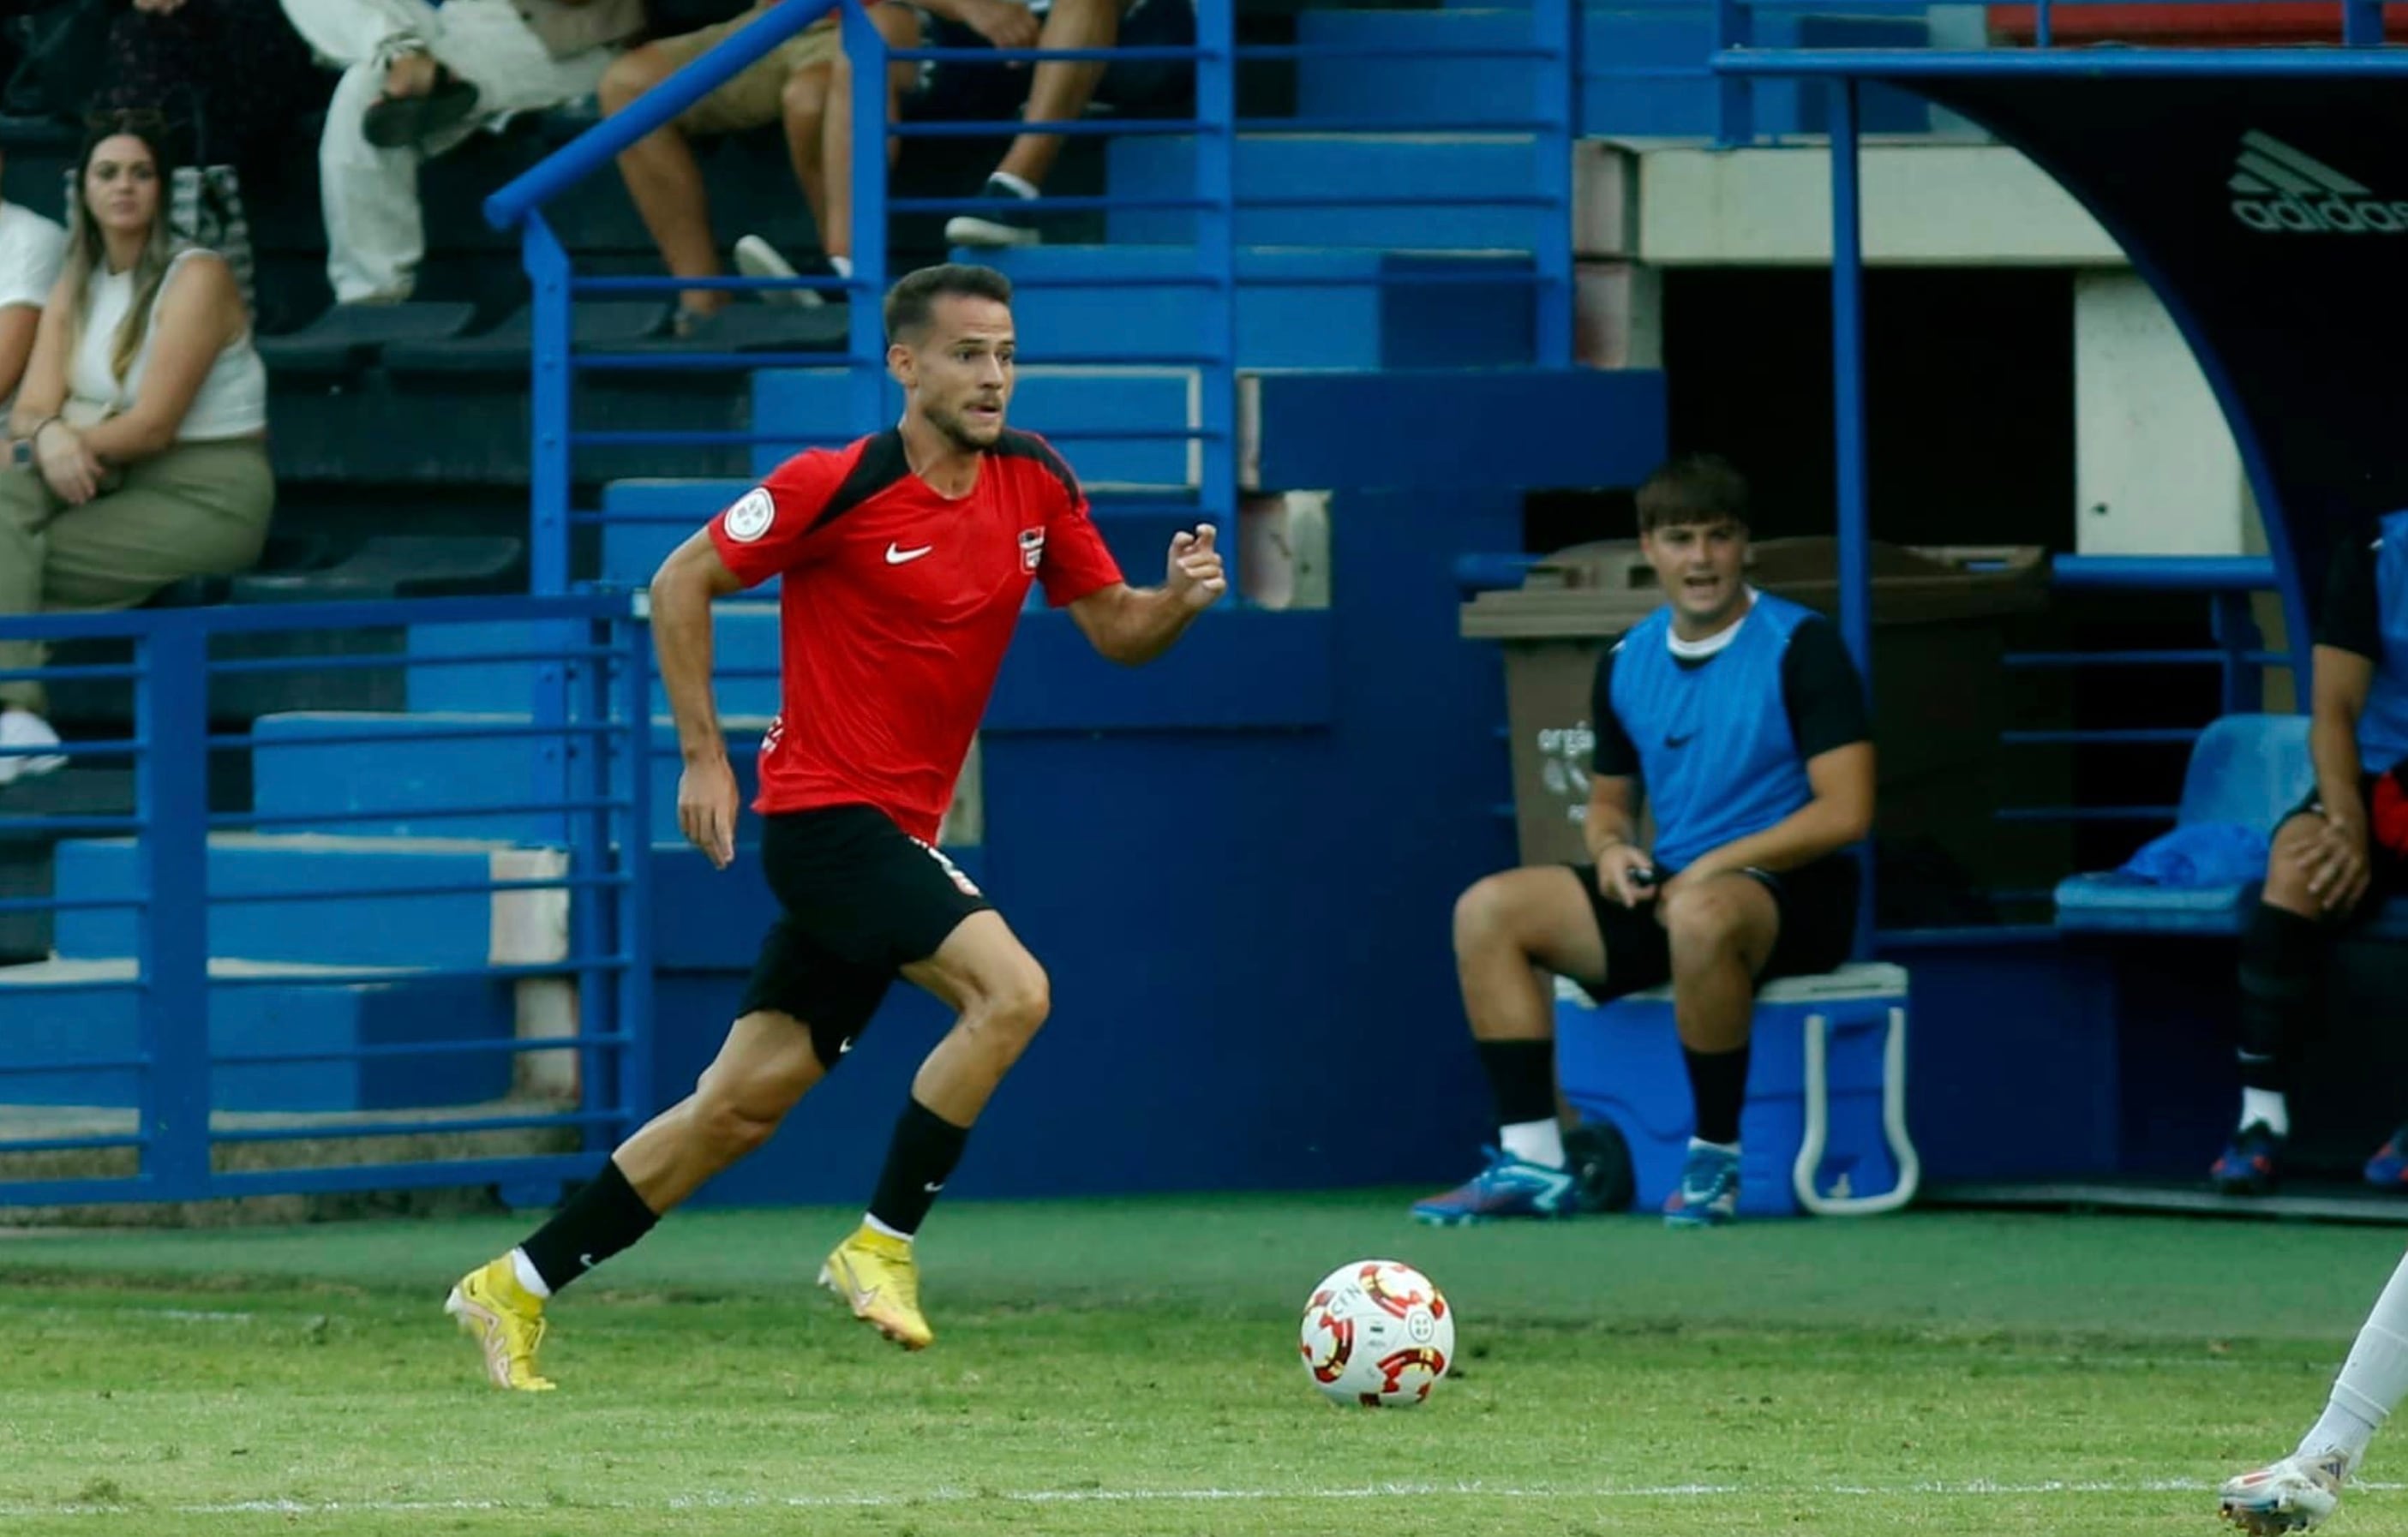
[885,543,934,565]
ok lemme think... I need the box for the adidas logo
[2230,130,2408,235]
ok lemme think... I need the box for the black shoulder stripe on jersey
[991,429,1081,505]
[811,429,911,531]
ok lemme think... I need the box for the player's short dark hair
[884,263,1015,344]
[1636,454,1750,535]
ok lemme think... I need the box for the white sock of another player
[1500,1119,1566,1169]
[2299,1247,2408,1472]
[2239,1085,2290,1138]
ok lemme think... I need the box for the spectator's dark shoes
[363,68,481,150]
[2212,1121,2285,1196]
[944,177,1042,249]
[2363,1124,2408,1189]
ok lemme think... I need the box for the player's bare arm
[1065,523,1229,665]
[652,527,748,870]
[1662,741,1874,893]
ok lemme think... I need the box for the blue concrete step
[249,711,767,846]
[961,245,1536,371]
[51,834,568,970]
[752,366,1200,484]
[1104,135,1547,248]
[0,957,514,1111]
[1311,7,1928,135]
[404,606,782,718]
[1295,10,1545,130]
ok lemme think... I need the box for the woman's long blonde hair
[59,116,185,391]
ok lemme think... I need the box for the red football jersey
[706,428,1124,840]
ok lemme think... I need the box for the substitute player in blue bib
[1415,455,1875,1229]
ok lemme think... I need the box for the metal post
[1830,79,1874,950]
[1713,0,1753,147]
[2343,0,2381,46]
[1195,0,1237,556]
[617,610,656,1133]
[525,215,571,598]
[1531,0,1572,368]
[572,623,612,1143]
[138,617,211,1199]
[846,0,890,440]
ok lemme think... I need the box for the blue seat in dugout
[1555,961,1920,1218]
[2053,713,2408,936]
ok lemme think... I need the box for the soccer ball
[1297,1259,1454,1408]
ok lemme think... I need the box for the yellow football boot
[445,1256,556,1390]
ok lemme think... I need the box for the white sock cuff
[991,170,1039,200]
[508,1247,552,1300]
[862,1214,913,1243]
[1500,1119,1566,1169]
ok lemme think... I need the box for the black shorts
[1560,853,1861,1004]
[736,804,993,1067]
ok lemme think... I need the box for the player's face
[1640,517,1749,633]
[83,135,160,242]
[902,296,1016,451]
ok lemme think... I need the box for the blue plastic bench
[2053,713,2408,937]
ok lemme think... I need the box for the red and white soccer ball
[1297,1259,1454,1408]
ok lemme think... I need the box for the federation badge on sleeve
[1018,527,1046,572]
[724,487,776,543]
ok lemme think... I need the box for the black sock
[2237,902,2326,1095]
[518,1158,658,1295]
[1476,1039,1557,1130]
[1683,1044,1752,1147]
[866,1097,972,1237]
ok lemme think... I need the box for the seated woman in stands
[0,113,273,785]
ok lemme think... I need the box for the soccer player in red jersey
[446,263,1227,1386]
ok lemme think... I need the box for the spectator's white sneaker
[944,176,1042,248]
[2219,1449,2347,1533]
[0,708,65,786]
[733,236,826,309]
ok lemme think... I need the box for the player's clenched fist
[1167,523,1229,612]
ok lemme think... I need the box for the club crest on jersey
[723,487,775,543]
[1018,528,1046,572]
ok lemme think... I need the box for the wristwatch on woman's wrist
[11,417,57,469]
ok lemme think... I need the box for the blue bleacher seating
[2055,713,2408,936]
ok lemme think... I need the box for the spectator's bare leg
[0,471,54,717]
[602,45,724,318]
[806,1,919,265]
[994,0,1119,189]
[781,63,833,245]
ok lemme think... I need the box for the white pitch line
[3,1478,2402,1518]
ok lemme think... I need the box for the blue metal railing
[1567,0,2399,148]
[483,0,1578,595]
[0,595,654,1209]
[1980,556,2291,906]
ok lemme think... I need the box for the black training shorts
[735,804,993,1067]
[1560,853,1860,1004]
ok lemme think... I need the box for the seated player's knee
[2261,816,2326,912]
[1662,882,1750,960]
[1452,874,1517,955]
